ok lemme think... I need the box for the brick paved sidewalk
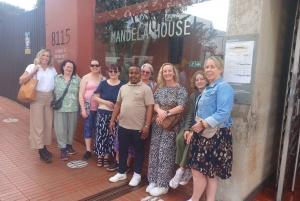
[0,97,190,201]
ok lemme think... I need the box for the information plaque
[223,34,259,104]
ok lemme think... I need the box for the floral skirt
[187,127,232,179]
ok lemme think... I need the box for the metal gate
[0,6,45,108]
[276,0,300,200]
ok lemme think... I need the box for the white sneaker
[149,186,168,196]
[179,169,192,185]
[109,173,126,182]
[146,183,157,193]
[129,172,141,186]
[169,168,184,189]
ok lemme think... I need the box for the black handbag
[51,76,72,110]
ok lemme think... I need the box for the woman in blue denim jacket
[186,56,234,201]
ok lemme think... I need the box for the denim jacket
[196,77,234,128]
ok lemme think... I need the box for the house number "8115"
[51,28,70,46]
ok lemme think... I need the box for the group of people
[19,48,234,201]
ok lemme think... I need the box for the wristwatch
[166,110,170,116]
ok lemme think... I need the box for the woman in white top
[19,49,57,163]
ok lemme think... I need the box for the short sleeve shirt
[54,74,81,112]
[94,80,124,104]
[117,81,154,130]
[25,64,57,92]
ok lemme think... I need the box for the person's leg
[128,129,145,186]
[130,129,145,174]
[42,92,54,157]
[83,111,96,152]
[30,92,51,162]
[43,92,54,146]
[147,123,161,185]
[30,93,45,149]
[84,137,92,150]
[175,129,186,166]
[170,129,186,188]
[190,170,207,201]
[118,126,131,174]
[177,138,192,186]
[109,126,130,183]
[127,156,132,167]
[205,176,218,201]
[155,131,176,188]
[107,129,120,171]
[149,130,176,196]
[54,111,68,160]
[66,112,78,154]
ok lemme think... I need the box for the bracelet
[144,125,149,128]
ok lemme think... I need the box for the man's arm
[140,104,154,139]
[109,101,121,133]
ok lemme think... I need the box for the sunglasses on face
[90,64,100,67]
[141,70,150,75]
[109,70,119,74]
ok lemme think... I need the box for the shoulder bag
[51,76,72,110]
[81,76,105,115]
[152,86,182,131]
[194,89,225,139]
[17,72,38,103]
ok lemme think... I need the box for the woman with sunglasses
[93,64,124,168]
[141,63,158,93]
[79,59,106,160]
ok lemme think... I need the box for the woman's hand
[81,109,88,118]
[109,121,115,134]
[186,131,194,144]
[191,121,204,133]
[157,108,167,119]
[155,115,166,125]
[140,126,149,139]
[183,130,190,140]
[105,100,115,110]
[154,108,167,125]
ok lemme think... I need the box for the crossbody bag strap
[89,75,104,100]
[162,86,179,107]
[57,75,72,101]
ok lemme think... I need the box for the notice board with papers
[223,34,258,104]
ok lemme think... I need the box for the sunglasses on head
[141,70,150,75]
[109,70,119,73]
[90,64,100,67]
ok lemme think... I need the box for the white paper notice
[223,41,254,83]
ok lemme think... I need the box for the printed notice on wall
[223,41,254,84]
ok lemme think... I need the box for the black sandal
[103,158,109,168]
[97,157,103,167]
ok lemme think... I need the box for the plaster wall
[215,0,290,200]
